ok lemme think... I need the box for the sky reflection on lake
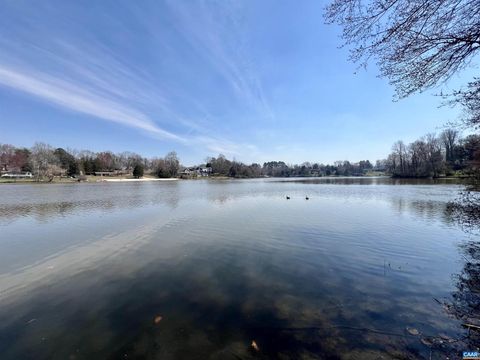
[0,178,476,359]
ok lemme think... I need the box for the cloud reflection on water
[0,178,474,359]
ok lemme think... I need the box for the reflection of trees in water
[452,242,480,328]
[438,189,480,356]
[391,198,444,218]
[0,179,469,224]
[387,191,480,229]
[0,186,181,224]
[419,241,480,358]
[350,188,480,358]
[284,177,468,186]
[2,181,479,358]
[446,190,480,233]
[0,201,115,223]
[389,197,459,227]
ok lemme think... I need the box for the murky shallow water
[0,177,477,359]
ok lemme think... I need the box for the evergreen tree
[133,163,144,178]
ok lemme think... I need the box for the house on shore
[93,170,131,177]
[1,172,33,178]
[179,166,212,178]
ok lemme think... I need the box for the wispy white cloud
[0,62,259,158]
[0,65,184,142]
[51,40,168,107]
[166,0,275,120]
[194,135,242,156]
[0,1,264,162]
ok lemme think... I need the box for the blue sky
[0,0,467,165]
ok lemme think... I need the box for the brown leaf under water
[406,327,420,336]
[421,338,433,347]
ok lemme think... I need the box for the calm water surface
[0,178,477,359]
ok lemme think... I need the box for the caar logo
[463,351,480,360]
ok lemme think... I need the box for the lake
[0,177,477,359]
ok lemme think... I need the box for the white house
[1,172,33,178]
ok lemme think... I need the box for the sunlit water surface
[0,178,477,359]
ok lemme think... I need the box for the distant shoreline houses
[0,163,33,178]
[2,127,478,181]
[1,171,33,179]
[179,166,212,178]
[92,170,131,177]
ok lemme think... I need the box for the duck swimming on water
[305,196,309,200]
[286,196,290,200]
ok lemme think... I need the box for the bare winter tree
[441,128,459,163]
[164,151,180,177]
[392,140,407,175]
[30,142,56,181]
[450,78,480,129]
[0,144,15,171]
[325,0,480,128]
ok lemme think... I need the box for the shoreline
[0,177,179,184]
[0,174,474,185]
[100,178,178,182]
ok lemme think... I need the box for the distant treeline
[1,128,479,181]
[205,156,375,178]
[384,130,479,178]
[0,143,180,181]
[1,143,376,180]
[204,129,479,179]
